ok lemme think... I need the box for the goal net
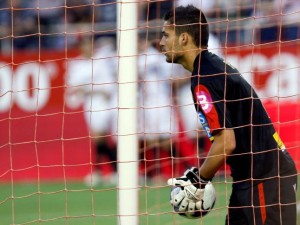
[0,1,299,225]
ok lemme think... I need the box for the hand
[168,167,215,213]
[169,167,209,199]
[169,186,197,212]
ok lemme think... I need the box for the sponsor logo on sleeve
[198,111,214,141]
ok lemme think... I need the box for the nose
[159,37,165,51]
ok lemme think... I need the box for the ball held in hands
[168,168,216,219]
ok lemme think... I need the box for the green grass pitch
[0,176,299,225]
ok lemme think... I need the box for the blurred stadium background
[0,1,299,225]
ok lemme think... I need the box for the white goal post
[117,1,139,225]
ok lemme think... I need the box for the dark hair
[163,5,209,48]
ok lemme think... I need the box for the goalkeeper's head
[163,5,209,49]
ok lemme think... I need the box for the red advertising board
[0,42,299,182]
[0,50,95,181]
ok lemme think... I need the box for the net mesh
[0,1,299,224]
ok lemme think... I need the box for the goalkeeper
[160,5,298,225]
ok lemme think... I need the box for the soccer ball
[170,186,216,219]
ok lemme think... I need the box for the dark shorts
[226,156,297,225]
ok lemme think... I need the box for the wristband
[200,175,212,182]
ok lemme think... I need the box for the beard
[164,52,182,64]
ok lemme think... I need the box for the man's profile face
[160,21,182,64]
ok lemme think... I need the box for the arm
[167,129,235,215]
[199,129,236,180]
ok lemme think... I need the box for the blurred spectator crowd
[0,0,299,52]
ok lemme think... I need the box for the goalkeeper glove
[168,167,216,212]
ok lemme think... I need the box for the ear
[179,33,189,46]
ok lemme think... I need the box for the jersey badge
[195,90,213,114]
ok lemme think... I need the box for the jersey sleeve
[193,83,232,133]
